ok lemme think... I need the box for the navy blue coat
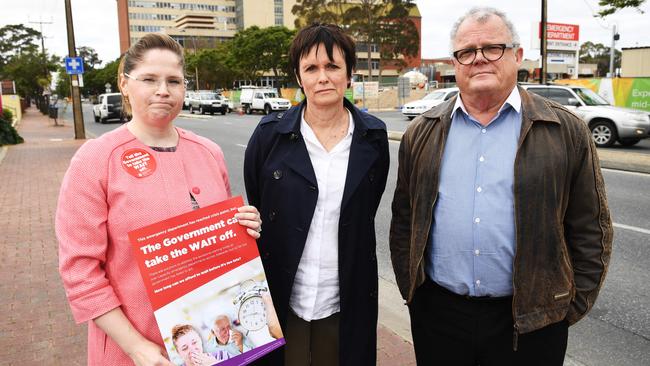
[244,99,389,366]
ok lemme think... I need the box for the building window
[274,0,283,25]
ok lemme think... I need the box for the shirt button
[474,217,481,223]
[479,156,485,162]
[474,249,480,256]
[476,280,481,286]
[477,187,482,193]
[192,187,200,194]
[481,129,487,134]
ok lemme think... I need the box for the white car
[522,84,650,147]
[92,93,126,123]
[240,87,291,115]
[401,87,459,120]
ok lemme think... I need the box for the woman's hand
[128,338,174,366]
[235,205,262,239]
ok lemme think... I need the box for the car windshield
[107,95,121,104]
[423,91,446,101]
[264,92,278,98]
[200,93,218,100]
[572,88,609,106]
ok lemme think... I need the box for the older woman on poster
[56,33,261,366]
[244,24,390,365]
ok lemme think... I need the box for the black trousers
[409,279,568,366]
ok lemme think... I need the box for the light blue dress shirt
[425,87,522,297]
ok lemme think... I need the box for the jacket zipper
[511,111,534,352]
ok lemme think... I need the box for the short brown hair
[118,33,185,115]
[289,23,356,86]
[171,324,197,347]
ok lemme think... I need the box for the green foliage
[229,26,296,84]
[82,58,120,96]
[598,0,646,17]
[0,108,24,146]
[292,0,347,28]
[579,41,621,76]
[1,52,60,98]
[77,46,102,71]
[0,24,41,67]
[186,43,239,90]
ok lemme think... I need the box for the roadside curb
[0,146,7,165]
[387,130,650,174]
[179,112,215,120]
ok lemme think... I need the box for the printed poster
[128,196,285,366]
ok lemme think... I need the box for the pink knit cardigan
[56,125,231,365]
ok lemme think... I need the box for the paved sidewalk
[0,108,416,365]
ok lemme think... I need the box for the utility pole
[540,0,548,84]
[609,24,619,78]
[64,0,86,139]
[29,19,52,81]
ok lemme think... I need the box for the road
[63,104,650,366]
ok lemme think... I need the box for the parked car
[240,86,291,114]
[522,84,650,147]
[401,87,459,120]
[92,93,126,123]
[189,92,228,115]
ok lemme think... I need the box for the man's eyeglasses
[123,73,188,91]
[452,43,518,65]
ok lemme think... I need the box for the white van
[240,86,291,115]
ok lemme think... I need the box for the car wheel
[264,104,272,115]
[190,105,194,114]
[210,111,214,115]
[619,138,641,147]
[407,116,415,120]
[94,114,100,123]
[100,116,107,124]
[590,120,617,147]
[245,105,252,115]
[221,108,227,115]
[200,106,205,115]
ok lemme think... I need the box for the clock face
[239,296,267,331]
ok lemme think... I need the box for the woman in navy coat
[244,24,389,366]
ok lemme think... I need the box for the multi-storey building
[116,0,421,85]
[116,0,297,53]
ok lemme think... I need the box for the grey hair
[449,7,521,53]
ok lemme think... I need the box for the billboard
[531,22,580,51]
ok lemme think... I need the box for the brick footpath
[0,107,416,365]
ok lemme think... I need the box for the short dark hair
[289,23,356,85]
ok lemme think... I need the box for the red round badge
[121,148,157,178]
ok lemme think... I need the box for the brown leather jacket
[389,86,613,334]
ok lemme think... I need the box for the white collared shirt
[289,108,355,321]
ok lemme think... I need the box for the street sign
[65,57,84,74]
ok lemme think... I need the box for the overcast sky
[2,0,649,65]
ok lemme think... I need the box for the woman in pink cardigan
[56,33,262,366]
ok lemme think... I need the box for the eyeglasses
[452,43,518,65]
[123,72,188,91]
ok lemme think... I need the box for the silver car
[522,84,650,147]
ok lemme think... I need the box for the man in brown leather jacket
[389,6,613,366]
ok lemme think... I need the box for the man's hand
[231,329,244,352]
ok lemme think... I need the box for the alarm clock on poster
[233,280,271,333]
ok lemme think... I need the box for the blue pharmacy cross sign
[65,57,84,74]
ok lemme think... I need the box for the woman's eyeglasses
[123,72,188,91]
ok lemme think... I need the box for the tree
[186,43,241,90]
[77,46,102,70]
[0,24,41,67]
[1,52,59,99]
[292,0,347,28]
[598,0,646,16]
[229,26,296,85]
[82,57,120,96]
[343,0,420,83]
[579,41,621,76]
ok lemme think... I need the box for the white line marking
[236,144,247,148]
[602,168,650,178]
[613,222,650,235]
